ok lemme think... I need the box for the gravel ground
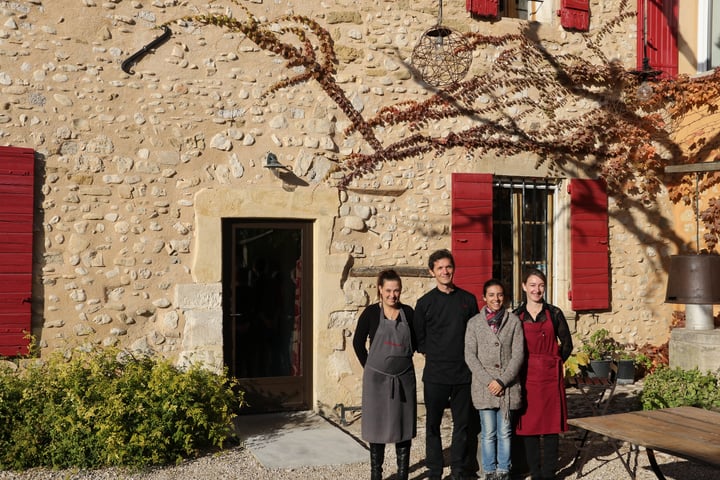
[0,381,717,479]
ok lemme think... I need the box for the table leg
[571,429,590,470]
[646,449,667,480]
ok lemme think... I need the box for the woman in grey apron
[353,269,417,480]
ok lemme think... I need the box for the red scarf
[486,307,504,333]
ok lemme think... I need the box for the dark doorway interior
[222,219,313,412]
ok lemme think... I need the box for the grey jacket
[464,309,525,414]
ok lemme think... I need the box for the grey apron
[361,307,417,444]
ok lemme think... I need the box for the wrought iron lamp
[263,152,290,170]
[665,254,720,331]
[664,162,720,330]
[629,0,661,101]
[411,0,473,87]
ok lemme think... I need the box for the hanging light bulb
[637,81,654,102]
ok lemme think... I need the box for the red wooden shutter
[638,0,678,77]
[558,0,590,32]
[0,146,34,356]
[569,178,609,311]
[451,173,493,303]
[467,0,499,18]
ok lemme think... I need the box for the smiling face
[379,279,402,309]
[522,273,546,304]
[483,284,505,312]
[429,257,455,291]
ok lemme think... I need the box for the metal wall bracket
[121,25,172,75]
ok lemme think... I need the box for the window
[699,0,720,71]
[467,0,548,21]
[500,0,530,20]
[451,174,608,312]
[492,177,556,307]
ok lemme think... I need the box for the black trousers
[522,434,559,479]
[424,381,476,477]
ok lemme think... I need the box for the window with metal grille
[704,0,720,70]
[492,177,556,307]
[499,0,530,19]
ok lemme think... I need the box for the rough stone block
[182,309,223,348]
[175,283,222,310]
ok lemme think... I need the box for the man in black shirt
[415,249,480,480]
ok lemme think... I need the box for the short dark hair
[483,278,505,296]
[377,269,402,288]
[523,268,547,284]
[428,249,454,270]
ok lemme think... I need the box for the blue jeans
[479,408,513,474]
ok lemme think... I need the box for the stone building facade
[0,0,689,412]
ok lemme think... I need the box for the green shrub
[0,348,244,470]
[640,365,720,411]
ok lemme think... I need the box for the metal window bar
[493,177,556,307]
[499,0,531,20]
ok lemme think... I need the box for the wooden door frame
[221,218,313,412]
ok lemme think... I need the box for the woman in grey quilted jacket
[464,279,525,480]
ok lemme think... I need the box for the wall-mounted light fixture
[664,161,720,330]
[263,152,290,171]
[630,0,661,101]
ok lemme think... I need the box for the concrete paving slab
[234,411,368,468]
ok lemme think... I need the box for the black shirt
[415,286,479,384]
[352,303,416,367]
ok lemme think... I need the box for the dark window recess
[493,177,555,306]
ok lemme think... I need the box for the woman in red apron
[353,269,417,480]
[513,269,573,480]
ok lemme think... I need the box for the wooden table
[568,406,720,479]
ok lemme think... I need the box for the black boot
[523,435,542,480]
[541,434,559,480]
[395,440,411,480]
[370,443,385,480]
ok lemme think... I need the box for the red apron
[515,311,568,435]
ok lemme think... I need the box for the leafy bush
[0,348,244,470]
[640,366,720,411]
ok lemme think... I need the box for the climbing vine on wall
[167,0,720,251]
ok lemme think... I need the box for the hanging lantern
[665,254,720,331]
[411,1,473,87]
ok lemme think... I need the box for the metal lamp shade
[665,254,720,304]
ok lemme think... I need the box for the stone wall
[0,0,677,409]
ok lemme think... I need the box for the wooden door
[222,220,313,412]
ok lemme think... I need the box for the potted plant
[614,350,636,384]
[613,343,658,384]
[580,328,619,379]
[633,352,654,378]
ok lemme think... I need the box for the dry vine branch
[168,0,720,250]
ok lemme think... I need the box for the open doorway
[222,219,313,412]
